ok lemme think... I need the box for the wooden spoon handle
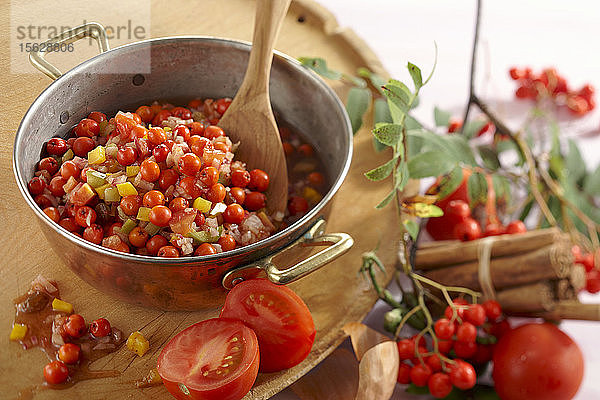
[241,0,291,97]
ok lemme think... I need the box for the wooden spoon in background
[218,0,291,215]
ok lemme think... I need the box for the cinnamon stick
[553,279,576,301]
[569,264,586,292]
[530,301,600,321]
[421,242,572,291]
[415,228,562,270]
[496,282,554,313]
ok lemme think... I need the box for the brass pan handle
[29,22,110,80]
[222,219,354,289]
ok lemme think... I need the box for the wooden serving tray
[0,1,402,398]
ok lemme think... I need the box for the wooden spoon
[218,0,291,215]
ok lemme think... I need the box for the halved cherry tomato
[157,318,259,400]
[219,279,315,372]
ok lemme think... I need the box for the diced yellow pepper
[192,197,212,213]
[117,182,138,196]
[126,165,140,177]
[127,331,149,357]
[95,183,111,199]
[9,323,27,341]
[137,207,151,221]
[303,186,323,204]
[88,146,106,165]
[52,298,74,314]
[104,187,121,202]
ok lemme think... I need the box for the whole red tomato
[492,323,584,400]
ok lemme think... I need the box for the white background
[277,1,600,399]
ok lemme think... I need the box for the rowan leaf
[434,107,451,127]
[365,156,397,181]
[437,165,464,200]
[407,62,423,89]
[468,171,488,204]
[372,123,403,147]
[408,151,456,179]
[479,146,501,170]
[297,57,342,80]
[373,98,393,151]
[346,87,372,134]
[403,220,419,241]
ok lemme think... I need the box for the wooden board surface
[0,1,403,398]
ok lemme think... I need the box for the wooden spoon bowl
[218,0,291,215]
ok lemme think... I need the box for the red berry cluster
[572,245,600,294]
[509,67,595,116]
[446,118,496,138]
[396,299,509,398]
[44,314,113,385]
[445,200,527,242]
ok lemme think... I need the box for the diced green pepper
[86,170,107,188]
[144,223,160,236]
[121,219,137,235]
[186,227,222,244]
[62,149,74,163]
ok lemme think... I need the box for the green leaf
[479,146,501,170]
[364,156,397,181]
[373,98,392,152]
[437,165,464,200]
[388,79,412,99]
[434,106,451,127]
[405,384,429,395]
[404,219,419,241]
[384,84,410,113]
[468,171,488,204]
[462,119,487,140]
[297,57,342,80]
[395,161,410,192]
[407,130,424,158]
[445,135,477,166]
[405,115,422,130]
[414,203,444,218]
[372,123,403,147]
[357,67,386,94]
[565,139,586,184]
[584,164,600,196]
[407,62,423,89]
[496,139,518,154]
[375,187,397,209]
[408,151,456,179]
[373,98,393,124]
[473,384,501,400]
[492,174,510,203]
[345,87,372,134]
[406,129,448,153]
[343,74,367,88]
[519,199,534,222]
